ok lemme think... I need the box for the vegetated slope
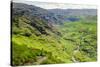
[11,2,97,66]
[12,2,65,65]
[12,3,63,24]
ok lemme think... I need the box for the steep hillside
[11,2,97,66]
[12,3,63,24]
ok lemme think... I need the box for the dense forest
[11,2,97,66]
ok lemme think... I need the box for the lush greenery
[12,2,97,66]
[12,13,97,66]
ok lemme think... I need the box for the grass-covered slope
[11,2,97,66]
[12,15,68,65]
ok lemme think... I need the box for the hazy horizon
[12,0,97,9]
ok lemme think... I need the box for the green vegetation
[12,15,97,66]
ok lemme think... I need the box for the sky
[12,0,97,9]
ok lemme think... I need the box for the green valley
[11,2,97,66]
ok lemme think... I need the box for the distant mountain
[48,9,97,22]
[48,9,97,16]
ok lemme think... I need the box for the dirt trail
[71,46,80,63]
[34,56,47,64]
[71,35,83,63]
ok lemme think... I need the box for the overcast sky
[12,0,97,9]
